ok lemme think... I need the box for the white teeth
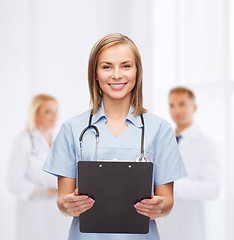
[110,84,125,87]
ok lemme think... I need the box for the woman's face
[36,100,58,130]
[96,43,137,102]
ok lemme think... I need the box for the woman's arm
[134,182,174,219]
[57,176,95,217]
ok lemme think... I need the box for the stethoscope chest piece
[136,155,148,162]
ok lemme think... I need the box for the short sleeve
[153,121,187,185]
[43,122,77,178]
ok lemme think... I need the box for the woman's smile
[108,83,127,90]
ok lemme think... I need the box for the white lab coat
[157,124,222,240]
[6,130,71,240]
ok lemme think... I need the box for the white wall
[152,1,233,240]
[0,1,30,239]
[0,0,233,239]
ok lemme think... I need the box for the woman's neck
[103,97,130,120]
[102,96,130,137]
[37,126,53,147]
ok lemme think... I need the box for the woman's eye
[45,110,52,114]
[123,65,130,69]
[103,65,111,69]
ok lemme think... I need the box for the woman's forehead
[98,44,135,63]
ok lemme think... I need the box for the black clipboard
[78,161,153,234]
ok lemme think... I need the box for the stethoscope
[28,131,38,155]
[79,112,148,162]
[28,131,52,156]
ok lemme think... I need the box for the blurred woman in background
[6,94,70,240]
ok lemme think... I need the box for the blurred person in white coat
[6,94,71,240]
[157,87,222,240]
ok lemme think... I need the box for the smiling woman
[88,33,145,116]
[42,33,187,240]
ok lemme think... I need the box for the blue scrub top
[43,104,186,240]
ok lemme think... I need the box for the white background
[0,0,233,239]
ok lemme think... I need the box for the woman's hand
[63,188,95,217]
[134,193,164,220]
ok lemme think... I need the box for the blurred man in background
[157,86,222,240]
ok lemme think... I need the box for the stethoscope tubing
[79,111,147,162]
[28,131,38,155]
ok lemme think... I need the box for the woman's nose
[112,68,122,80]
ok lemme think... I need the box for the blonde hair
[88,33,146,116]
[169,86,196,102]
[26,94,58,131]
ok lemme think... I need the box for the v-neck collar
[91,101,143,128]
[30,130,51,150]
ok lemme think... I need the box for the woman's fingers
[134,204,163,215]
[135,209,161,220]
[74,188,79,196]
[64,199,89,208]
[141,196,163,205]
[69,203,94,217]
[134,195,164,219]
[63,193,89,202]
[66,199,95,217]
[134,203,163,214]
[64,197,94,209]
[63,188,95,217]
